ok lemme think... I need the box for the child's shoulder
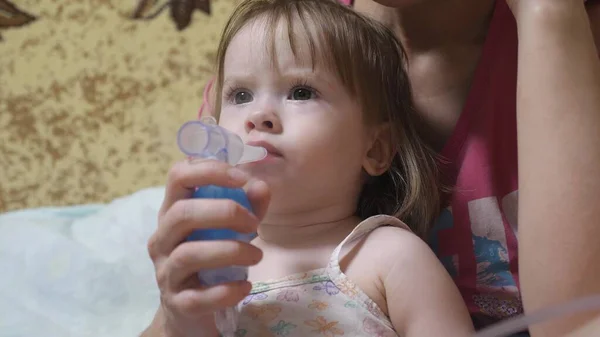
[347,215,431,257]
[350,217,435,269]
[340,216,439,318]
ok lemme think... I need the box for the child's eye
[288,87,315,101]
[233,91,253,104]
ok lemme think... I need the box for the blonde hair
[212,0,440,238]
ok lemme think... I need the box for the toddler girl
[143,0,474,336]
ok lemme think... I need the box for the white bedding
[0,187,165,337]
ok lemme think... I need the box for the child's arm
[508,1,600,335]
[379,228,474,337]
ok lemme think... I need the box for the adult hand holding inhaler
[177,116,266,337]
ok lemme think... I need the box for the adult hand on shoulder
[142,159,270,337]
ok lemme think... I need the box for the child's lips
[264,152,282,160]
[246,140,282,157]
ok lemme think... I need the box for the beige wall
[0,0,238,211]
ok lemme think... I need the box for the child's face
[218,17,374,220]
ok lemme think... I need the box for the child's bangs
[214,0,370,117]
[261,3,361,97]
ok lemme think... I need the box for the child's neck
[256,210,360,249]
[249,208,362,282]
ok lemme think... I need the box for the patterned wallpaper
[0,0,238,211]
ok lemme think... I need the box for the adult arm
[566,314,600,337]
[510,1,600,335]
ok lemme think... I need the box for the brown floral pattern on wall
[0,0,37,41]
[0,0,240,212]
[132,0,212,30]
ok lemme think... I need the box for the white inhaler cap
[177,117,267,165]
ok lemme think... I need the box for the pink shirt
[429,0,521,327]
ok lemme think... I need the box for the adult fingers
[167,281,252,317]
[149,198,259,262]
[166,240,263,290]
[160,159,250,216]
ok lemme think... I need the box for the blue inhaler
[177,116,266,337]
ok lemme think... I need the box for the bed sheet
[0,187,164,337]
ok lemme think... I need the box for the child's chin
[239,162,283,179]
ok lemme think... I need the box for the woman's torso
[352,0,521,327]
[422,0,522,328]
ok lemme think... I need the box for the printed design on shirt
[363,317,396,337]
[313,281,340,296]
[270,320,298,336]
[472,235,512,287]
[277,289,301,302]
[284,272,309,282]
[309,300,329,311]
[245,303,282,323]
[364,300,384,319]
[311,274,326,282]
[238,217,405,336]
[252,281,272,293]
[336,278,359,298]
[344,300,358,308]
[243,292,268,305]
[473,292,523,318]
[304,316,344,337]
[469,197,518,290]
[239,273,399,336]
[429,207,459,277]
[429,191,522,320]
[236,324,274,337]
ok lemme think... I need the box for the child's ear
[198,77,217,119]
[363,124,394,177]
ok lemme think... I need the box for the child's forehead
[221,12,357,97]
[225,15,329,71]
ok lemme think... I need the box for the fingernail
[228,168,249,182]
[238,280,252,291]
[247,179,266,190]
[188,157,205,165]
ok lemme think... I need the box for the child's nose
[245,110,282,134]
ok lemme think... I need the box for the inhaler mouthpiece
[177,117,267,165]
